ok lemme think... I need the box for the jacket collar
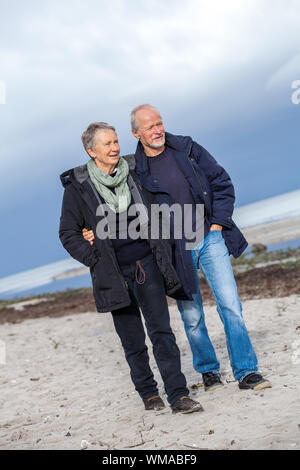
[164,132,192,153]
[134,132,193,193]
[135,132,192,175]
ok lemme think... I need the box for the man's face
[132,108,165,151]
[88,129,120,172]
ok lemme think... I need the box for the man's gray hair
[130,104,160,131]
[81,122,116,154]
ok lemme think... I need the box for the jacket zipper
[187,143,211,228]
[187,143,208,197]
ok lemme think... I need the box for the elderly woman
[59,122,202,414]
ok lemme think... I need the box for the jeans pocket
[208,230,222,237]
[205,230,224,247]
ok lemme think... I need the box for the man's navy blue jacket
[134,132,248,299]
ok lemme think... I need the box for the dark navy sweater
[148,146,209,242]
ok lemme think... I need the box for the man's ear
[131,128,140,140]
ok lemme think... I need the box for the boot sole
[253,380,272,391]
[239,379,272,391]
[145,406,165,411]
[191,382,224,392]
[204,382,224,392]
[172,404,204,414]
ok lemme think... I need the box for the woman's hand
[82,228,95,245]
[210,224,223,231]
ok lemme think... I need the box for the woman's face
[88,129,120,173]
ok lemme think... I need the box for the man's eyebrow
[145,121,163,129]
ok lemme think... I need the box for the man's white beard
[141,135,165,150]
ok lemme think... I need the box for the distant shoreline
[1,258,300,325]
[1,236,300,302]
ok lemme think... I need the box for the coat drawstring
[135,260,146,285]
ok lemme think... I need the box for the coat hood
[60,164,89,188]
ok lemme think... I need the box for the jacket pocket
[222,221,247,258]
[90,258,130,311]
[90,259,113,290]
[153,244,181,294]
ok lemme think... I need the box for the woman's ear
[87,148,95,159]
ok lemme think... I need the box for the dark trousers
[111,254,188,406]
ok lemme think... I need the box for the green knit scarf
[87,157,131,213]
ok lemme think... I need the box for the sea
[1,188,300,300]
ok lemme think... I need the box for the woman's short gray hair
[81,122,116,154]
[130,104,159,132]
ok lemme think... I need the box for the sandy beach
[0,293,299,451]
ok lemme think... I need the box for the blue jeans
[177,230,258,381]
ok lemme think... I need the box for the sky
[0,0,299,278]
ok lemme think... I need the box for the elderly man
[59,121,203,414]
[126,104,271,392]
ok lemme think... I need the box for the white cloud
[2,0,299,90]
[0,0,299,194]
